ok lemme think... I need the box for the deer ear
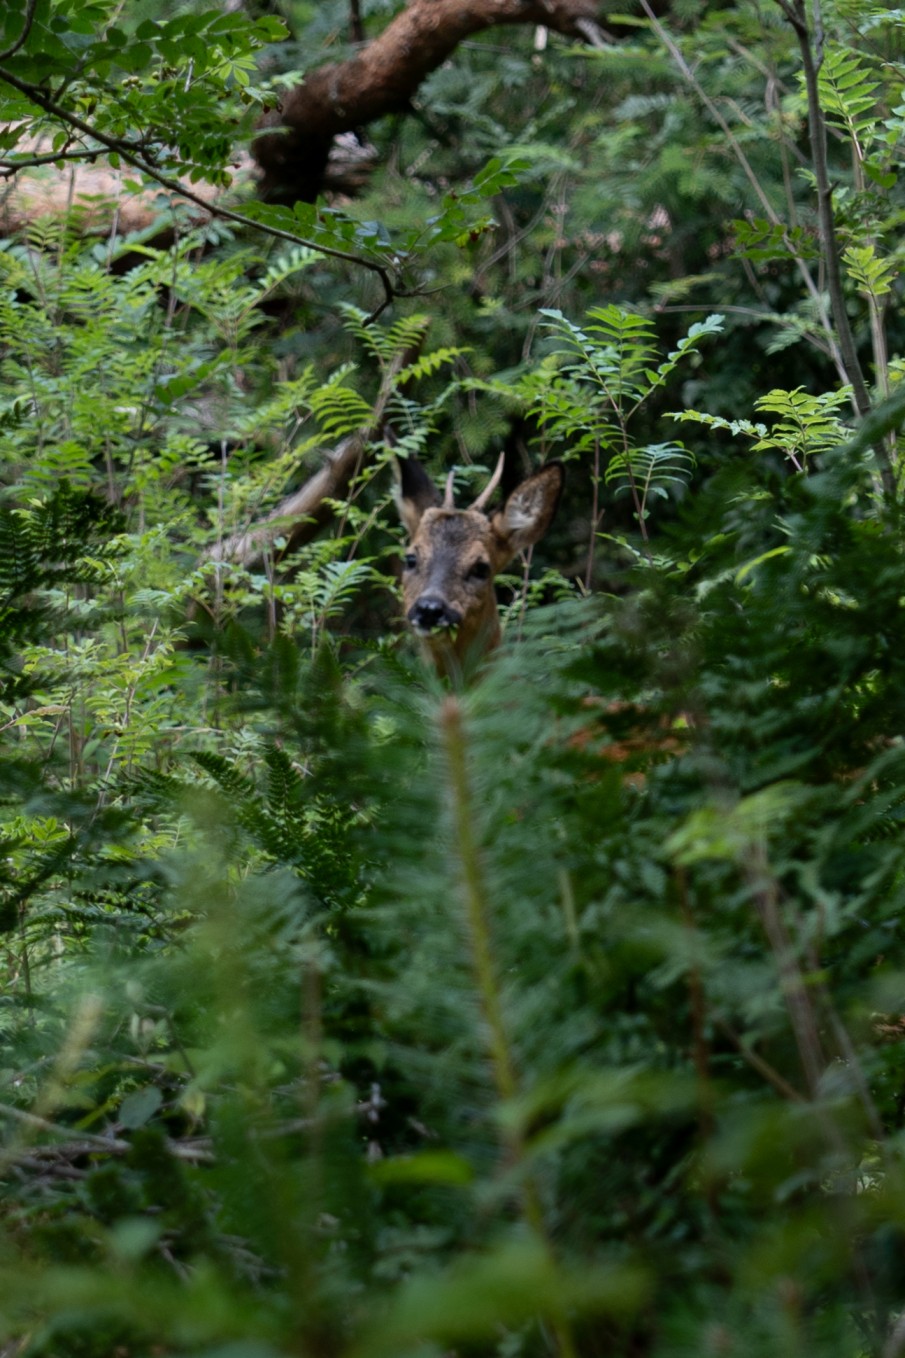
[394,457,441,535]
[491,462,564,561]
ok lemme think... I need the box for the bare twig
[714,1019,806,1103]
[0,1101,214,1163]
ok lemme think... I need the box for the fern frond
[605,442,695,506]
[753,387,851,461]
[308,369,372,437]
[396,347,469,384]
[384,314,432,354]
[816,46,882,148]
[339,308,431,367]
[264,743,306,816]
[843,244,896,300]
[667,409,767,440]
[255,245,319,298]
[540,306,661,407]
[192,750,255,800]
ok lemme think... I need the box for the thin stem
[639,0,846,385]
[0,0,38,61]
[440,696,519,1106]
[585,437,600,589]
[714,1019,806,1103]
[775,0,871,413]
[676,869,715,1142]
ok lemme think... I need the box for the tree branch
[253,0,605,203]
[207,335,425,569]
[0,0,38,62]
[0,62,398,310]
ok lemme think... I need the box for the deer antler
[471,452,505,511]
[442,469,456,509]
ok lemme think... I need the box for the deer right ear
[491,461,564,560]
[394,457,441,535]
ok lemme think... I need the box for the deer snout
[408,595,463,635]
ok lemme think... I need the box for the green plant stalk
[440,696,519,1104]
[845,136,891,404]
[439,695,576,1358]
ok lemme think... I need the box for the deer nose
[408,596,462,634]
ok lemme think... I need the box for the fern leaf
[843,244,897,299]
[605,442,694,503]
[396,347,469,384]
[308,370,373,437]
[816,46,882,147]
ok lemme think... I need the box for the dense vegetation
[2,2,905,1355]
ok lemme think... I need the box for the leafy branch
[0,58,401,315]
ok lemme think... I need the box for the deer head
[395,455,564,673]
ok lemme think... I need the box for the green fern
[671,386,851,469]
[843,243,897,300]
[816,45,882,149]
[604,441,695,514]
[339,305,432,366]
[753,386,851,462]
[539,305,661,410]
[307,366,373,437]
[396,347,469,384]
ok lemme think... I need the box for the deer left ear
[394,456,441,535]
[491,462,564,560]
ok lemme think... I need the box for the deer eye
[403,552,417,570]
[469,560,491,581]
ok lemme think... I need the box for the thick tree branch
[207,337,424,570]
[253,0,604,203]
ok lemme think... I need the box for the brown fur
[396,458,563,675]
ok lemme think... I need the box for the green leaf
[368,1151,475,1185]
[119,1086,163,1129]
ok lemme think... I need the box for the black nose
[408,596,462,633]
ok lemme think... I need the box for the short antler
[471,452,505,512]
[442,469,456,509]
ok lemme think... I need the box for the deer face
[396,456,564,671]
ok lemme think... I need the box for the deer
[394,454,564,675]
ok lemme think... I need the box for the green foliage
[816,44,883,149]
[5,1,905,1356]
[0,2,287,183]
[672,386,853,470]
